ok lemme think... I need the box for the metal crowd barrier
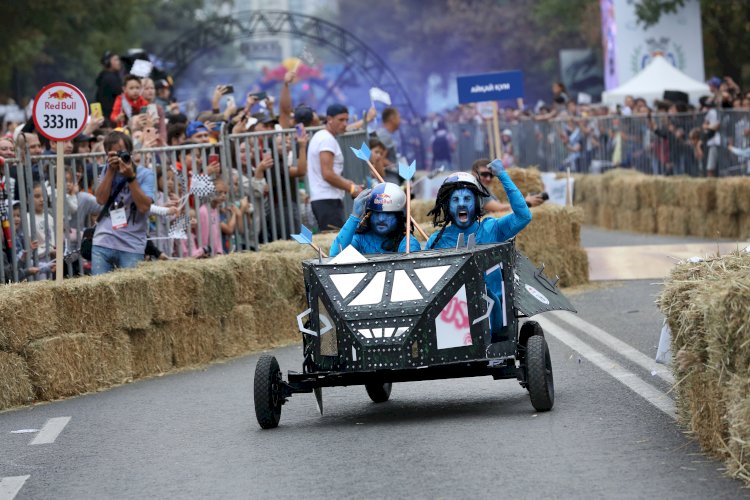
[444,110,750,177]
[1,127,368,284]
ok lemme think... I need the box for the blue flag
[398,160,416,181]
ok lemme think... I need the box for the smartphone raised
[250,91,267,100]
[147,104,159,120]
[208,153,220,165]
[90,102,103,120]
[222,85,234,95]
[295,123,305,139]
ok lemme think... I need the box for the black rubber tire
[365,382,392,403]
[254,355,283,429]
[526,335,554,412]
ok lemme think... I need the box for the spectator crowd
[1,50,749,283]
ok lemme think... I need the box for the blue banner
[456,70,525,104]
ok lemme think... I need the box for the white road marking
[549,311,675,385]
[0,475,29,500]
[29,417,71,445]
[536,317,677,419]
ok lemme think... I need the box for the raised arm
[486,160,532,241]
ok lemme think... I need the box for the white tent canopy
[602,55,710,106]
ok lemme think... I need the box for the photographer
[92,131,155,275]
[471,158,545,212]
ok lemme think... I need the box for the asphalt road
[1,230,748,499]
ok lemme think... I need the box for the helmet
[366,182,406,213]
[439,171,491,198]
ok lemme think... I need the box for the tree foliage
[1,0,207,102]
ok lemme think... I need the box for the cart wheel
[254,355,283,429]
[365,382,392,403]
[526,335,554,412]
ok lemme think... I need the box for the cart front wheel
[254,355,283,429]
[365,382,392,403]
[526,335,554,412]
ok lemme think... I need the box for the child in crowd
[110,75,149,127]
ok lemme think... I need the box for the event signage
[32,82,89,283]
[32,82,88,142]
[456,70,524,104]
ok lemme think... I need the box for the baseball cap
[326,103,348,117]
[502,129,512,137]
[155,79,170,89]
[186,121,208,138]
[294,105,314,126]
[707,76,721,88]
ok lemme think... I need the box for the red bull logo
[48,90,74,100]
[374,193,392,205]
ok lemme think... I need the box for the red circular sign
[32,82,89,142]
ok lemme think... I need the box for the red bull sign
[33,82,88,142]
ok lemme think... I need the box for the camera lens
[117,151,131,164]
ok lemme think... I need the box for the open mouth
[457,210,469,222]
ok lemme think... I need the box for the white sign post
[32,82,88,283]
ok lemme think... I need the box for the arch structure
[158,10,418,119]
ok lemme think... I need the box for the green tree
[1,0,208,102]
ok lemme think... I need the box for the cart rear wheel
[526,335,554,412]
[254,355,283,429]
[365,382,392,403]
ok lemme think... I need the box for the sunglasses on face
[478,172,493,179]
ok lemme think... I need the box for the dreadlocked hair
[426,183,484,249]
[356,211,407,252]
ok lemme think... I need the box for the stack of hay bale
[658,252,750,484]
[575,169,750,239]
[0,168,589,411]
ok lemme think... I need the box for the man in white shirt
[307,103,363,230]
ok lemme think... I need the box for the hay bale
[162,316,221,368]
[490,167,544,202]
[97,272,155,330]
[24,331,132,401]
[597,205,615,229]
[725,375,750,482]
[411,200,434,225]
[217,303,299,358]
[0,281,59,352]
[217,304,260,358]
[735,179,750,214]
[127,327,173,379]
[193,257,237,318]
[739,215,750,240]
[677,178,717,211]
[716,179,740,215]
[677,368,729,457]
[55,278,118,335]
[139,262,202,323]
[638,208,656,234]
[0,352,34,410]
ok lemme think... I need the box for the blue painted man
[425,160,531,339]
[329,182,420,256]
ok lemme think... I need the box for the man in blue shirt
[425,160,531,340]
[92,131,155,275]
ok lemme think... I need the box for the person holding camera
[91,131,155,275]
[471,158,545,212]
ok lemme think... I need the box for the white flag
[369,87,392,105]
[131,59,153,78]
